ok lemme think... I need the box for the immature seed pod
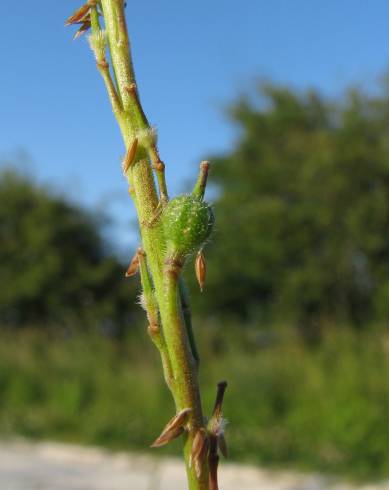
[162,195,214,258]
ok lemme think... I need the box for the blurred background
[2,0,389,482]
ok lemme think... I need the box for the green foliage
[0,169,136,333]
[192,83,389,327]
[162,195,214,259]
[1,325,389,480]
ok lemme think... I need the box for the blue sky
[1,1,389,252]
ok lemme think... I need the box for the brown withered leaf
[190,428,209,478]
[125,251,140,277]
[150,408,191,448]
[65,4,90,26]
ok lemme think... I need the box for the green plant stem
[99,0,136,113]
[179,279,200,367]
[160,261,208,489]
[192,161,210,201]
[138,249,174,390]
[93,1,209,487]
[96,61,123,118]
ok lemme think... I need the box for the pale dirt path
[0,439,387,490]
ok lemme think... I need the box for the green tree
[192,82,389,328]
[0,168,136,334]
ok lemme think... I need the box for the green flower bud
[162,195,214,258]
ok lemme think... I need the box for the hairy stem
[88,1,209,487]
[180,279,200,367]
[161,260,208,489]
[138,248,174,390]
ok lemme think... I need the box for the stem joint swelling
[164,257,184,279]
[66,2,226,488]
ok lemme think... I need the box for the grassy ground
[0,323,388,480]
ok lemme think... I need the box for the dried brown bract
[65,4,90,26]
[150,408,192,448]
[190,428,210,478]
[195,250,206,292]
[125,251,140,277]
[122,138,139,174]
